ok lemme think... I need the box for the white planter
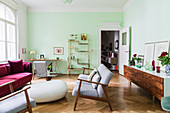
[47,70,50,76]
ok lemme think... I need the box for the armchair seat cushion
[0,92,36,113]
[72,81,98,97]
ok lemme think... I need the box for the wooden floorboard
[31,72,165,113]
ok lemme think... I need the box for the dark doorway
[101,31,119,71]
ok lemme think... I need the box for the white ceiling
[20,0,130,12]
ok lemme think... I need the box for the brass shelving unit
[67,39,90,76]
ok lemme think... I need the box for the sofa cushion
[0,72,32,89]
[0,65,8,77]
[72,80,98,97]
[0,92,36,113]
[8,60,24,74]
[0,72,32,97]
[5,65,11,75]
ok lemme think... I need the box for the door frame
[97,22,122,67]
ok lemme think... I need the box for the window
[0,2,17,61]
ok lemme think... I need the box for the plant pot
[132,60,135,66]
[129,60,133,66]
[165,65,170,76]
[47,70,50,76]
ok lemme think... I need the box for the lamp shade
[29,50,36,54]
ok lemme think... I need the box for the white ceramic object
[25,80,68,103]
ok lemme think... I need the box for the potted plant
[46,66,51,76]
[158,52,170,75]
[131,54,137,66]
[130,54,142,67]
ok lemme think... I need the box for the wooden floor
[31,72,165,113]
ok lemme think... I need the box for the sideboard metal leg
[130,82,132,86]
[153,96,155,101]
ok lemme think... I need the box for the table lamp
[29,50,36,59]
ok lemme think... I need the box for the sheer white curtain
[0,2,17,61]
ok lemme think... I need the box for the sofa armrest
[77,78,108,86]
[23,62,32,73]
[0,87,30,101]
[0,80,15,93]
[0,80,15,88]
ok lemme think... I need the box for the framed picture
[22,48,26,54]
[40,54,44,59]
[54,47,64,55]
[144,42,155,66]
[154,41,169,71]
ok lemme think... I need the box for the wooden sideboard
[124,65,170,100]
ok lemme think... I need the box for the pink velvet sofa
[0,60,32,97]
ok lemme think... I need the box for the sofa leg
[30,81,32,84]
[102,85,112,111]
[74,80,82,111]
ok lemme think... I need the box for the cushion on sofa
[0,72,32,97]
[0,65,8,77]
[8,60,24,74]
[0,72,32,89]
[5,64,11,74]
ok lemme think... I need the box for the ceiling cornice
[28,7,123,12]
[123,0,136,11]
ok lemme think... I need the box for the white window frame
[0,1,17,62]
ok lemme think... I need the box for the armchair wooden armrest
[77,78,108,87]
[0,87,33,113]
[82,67,94,74]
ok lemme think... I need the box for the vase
[47,70,50,76]
[132,60,135,66]
[135,60,138,66]
[128,60,132,66]
[144,62,150,70]
[165,65,170,76]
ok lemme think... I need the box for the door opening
[101,31,119,71]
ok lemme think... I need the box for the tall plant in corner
[158,52,170,75]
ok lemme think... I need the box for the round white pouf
[25,80,67,103]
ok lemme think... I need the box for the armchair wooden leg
[102,85,112,111]
[24,90,33,113]
[74,80,82,111]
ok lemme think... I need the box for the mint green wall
[27,12,124,74]
[124,0,170,55]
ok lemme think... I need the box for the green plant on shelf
[47,66,51,70]
[158,52,170,66]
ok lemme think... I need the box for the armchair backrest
[97,64,113,97]
[33,61,47,77]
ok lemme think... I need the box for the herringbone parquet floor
[31,72,166,113]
